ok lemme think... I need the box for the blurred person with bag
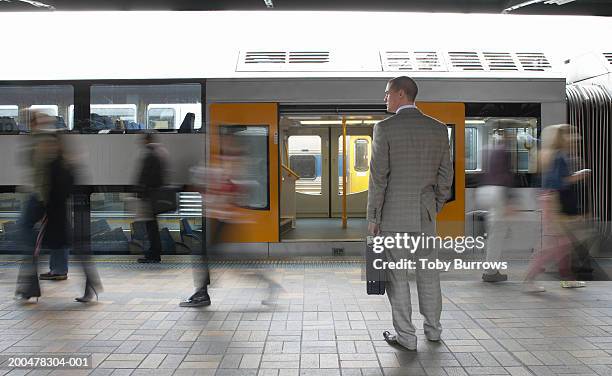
[14,111,60,302]
[135,132,170,264]
[180,133,248,307]
[523,124,590,292]
[38,134,74,282]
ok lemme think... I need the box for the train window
[465,126,481,171]
[0,106,18,133]
[89,84,201,132]
[0,105,18,118]
[91,105,136,121]
[147,107,175,129]
[354,139,370,172]
[338,135,372,195]
[0,193,29,253]
[0,85,73,133]
[220,125,270,210]
[90,192,202,255]
[290,155,317,179]
[288,135,322,195]
[29,105,58,116]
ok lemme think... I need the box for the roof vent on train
[447,51,552,72]
[516,52,552,71]
[447,51,484,71]
[381,51,445,71]
[238,50,335,71]
[483,52,518,71]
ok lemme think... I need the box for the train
[0,10,610,257]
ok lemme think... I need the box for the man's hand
[368,222,380,236]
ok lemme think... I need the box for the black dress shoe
[179,290,211,307]
[137,257,161,264]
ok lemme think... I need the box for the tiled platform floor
[1,258,612,376]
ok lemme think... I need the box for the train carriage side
[206,76,566,254]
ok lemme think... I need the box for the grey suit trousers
[382,219,442,348]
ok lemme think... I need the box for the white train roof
[0,11,610,81]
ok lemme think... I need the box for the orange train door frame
[417,102,465,237]
[209,103,279,243]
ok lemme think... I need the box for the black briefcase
[365,236,386,295]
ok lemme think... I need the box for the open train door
[209,103,279,243]
[418,102,465,237]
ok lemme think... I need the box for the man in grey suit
[367,76,453,350]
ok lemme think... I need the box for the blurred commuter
[38,135,74,281]
[477,129,515,283]
[368,76,453,350]
[15,111,62,302]
[135,132,169,263]
[524,124,589,292]
[180,133,247,307]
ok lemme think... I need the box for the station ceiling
[0,0,611,15]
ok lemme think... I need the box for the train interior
[279,113,381,241]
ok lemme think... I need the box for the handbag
[151,186,178,215]
[365,236,386,295]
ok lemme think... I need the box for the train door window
[290,155,316,179]
[90,84,201,132]
[220,125,269,210]
[338,135,372,195]
[288,135,322,195]
[516,128,536,171]
[147,107,176,129]
[0,85,73,133]
[354,139,370,172]
[465,126,481,171]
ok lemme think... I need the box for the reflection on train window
[0,85,73,133]
[88,84,201,132]
[354,139,370,172]
[90,192,202,255]
[338,135,372,195]
[288,135,322,195]
[221,126,270,210]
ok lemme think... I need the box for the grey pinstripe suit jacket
[367,107,453,233]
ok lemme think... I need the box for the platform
[1,257,612,376]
